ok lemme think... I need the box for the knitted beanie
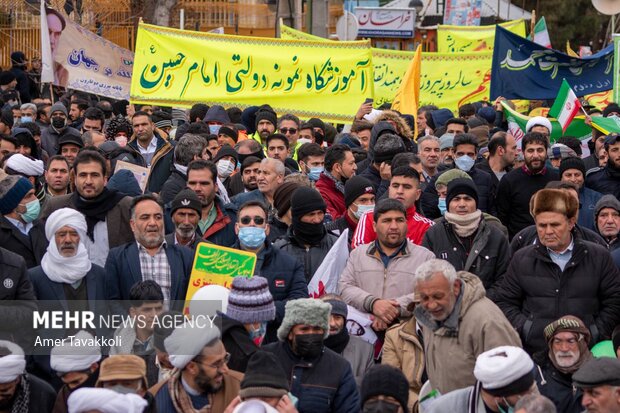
[273,181,302,218]
[559,157,586,178]
[239,351,289,399]
[344,176,375,209]
[218,126,238,143]
[213,144,238,164]
[255,109,277,128]
[446,177,479,208]
[226,276,276,324]
[374,134,407,164]
[324,299,348,319]
[50,102,68,117]
[435,168,471,189]
[0,176,33,214]
[439,133,455,150]
[595,194,620,218]
[360,364,409,412]
[0,71,16,87]
[171,189,202,216]
[290,187,326,219]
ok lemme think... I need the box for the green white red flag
[549,79,582,133]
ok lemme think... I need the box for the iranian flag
[549,79,582,133]
[528,17,552,48]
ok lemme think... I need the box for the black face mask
[293,333,324,359]
[324,326,350,354]
[292,218,326,246]
[52,117,66,130]
[363,400,400,413]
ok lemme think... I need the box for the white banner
[354,7,415,38]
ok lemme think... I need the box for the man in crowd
[417,135,441,182]
[320,294,374,386]
[0,340,56,412]
[429,346,539,412]
[153,323,243,411]
[526,116,552,138]
[535,316,593,413]
[594,195,620,251]
[340,198,435,332]
[41,150,134,266]
[232,158,285,216]
[439,133,455,169]
[572,357,620,413]
[41,102,80,156]
[252,107,277,146]
[422,178,510,301]
[266,134,296,170]
[278,113,301,159]
[105,195,194,304]
[96,355,156,411]
[263,298,360,413]
[225,155,260,197]
[186,159,237,246]
[166,189,201,250]
[413,259,521,393]
[0,175,46,268]
[358,134,405,196]
[274,187,337,282]
[586,133,620,199]
[128,111,174,193]
[360,365,410,413]
[297,142,325,182]
[58,131,83,168]
[496,189,620,354]
[50,331,102,412]
[160,133,209,204]
[68,99,88,130]
[326,175,375,248]
[496,132,559,238]
[232,200,307,342]
[560,157,602,231]
[316,143,357,219]
[81,107,104,133]
[351,119,372,152]
[352,167,433,248]
[478,131,516,186]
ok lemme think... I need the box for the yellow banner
[437,19,526,53]
[131,23,373,123]
[280,24,492,112]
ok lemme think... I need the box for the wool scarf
[444,210,482,238]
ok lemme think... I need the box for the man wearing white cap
[525,116,552,140]
[0,340,56,413]
[428,346,539,413]
[50,330,102,413]
[150,323,243,412]
[67,388,148,413]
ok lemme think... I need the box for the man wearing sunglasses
[278,113,301,161]
[232,200,308,344]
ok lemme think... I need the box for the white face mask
[217,159,235,178]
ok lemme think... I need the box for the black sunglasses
[240,216,265,225]
[280,128,297,134]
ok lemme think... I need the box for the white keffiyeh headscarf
[41,208,92,284]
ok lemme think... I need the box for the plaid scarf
[324,171,346,195]
[167,371,212,413]
[10,374,30,413]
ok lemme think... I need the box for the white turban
[474,346,534,392]
[525,116,552,134]
[5,153,44,177]
[233,400,279,413]
[0,341,25,383]
[41,208,92,284]
[50,331,102,374]
[165,322,221,369]
[68,388,147,413]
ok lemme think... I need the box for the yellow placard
[437,19,526,53]
[130,23,374,123]
[280,25,492,112]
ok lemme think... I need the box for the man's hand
[584,115,592,126]
[126,103,136,118]
[277,395,299,413]
[356,101,373,120]
[494,96,505,111]
[371,317,389,331]
[372,299,400,324]
[379,162,392,180]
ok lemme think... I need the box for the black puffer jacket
[274,229,338,282]
[495,240,620,354]
[422,217,510,301]
[421,166,495,219]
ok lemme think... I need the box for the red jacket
[351,205,434,249]
[315,173,346,220]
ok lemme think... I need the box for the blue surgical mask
[354,204,374,219]
[455,155,475,172]
[496,399,515,413]
[20,116,33,124]
[308,166,324,181]
[238,226,266,248]
[438,198,447,216]
[248,322,267,346]
[209,124,221,135]
[19,199,40,223]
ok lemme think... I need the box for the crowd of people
[0,49,620,413]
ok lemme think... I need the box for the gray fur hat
[277,298,331,341]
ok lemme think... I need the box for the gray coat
[341,335,374,387]
[427,384,485,413]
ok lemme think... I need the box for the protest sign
[114,161,149,193]
[131,23,373,123]
[437,19,526,53]
[443,0,483,27]
[42,8,133,99]
[184,243,257,308]
[491,26,614,100]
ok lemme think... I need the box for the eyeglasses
[200,352,231,370]
[240,216,265,225]
[280,128,297,134]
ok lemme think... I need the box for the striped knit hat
[226,276,275,324]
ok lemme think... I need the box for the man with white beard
[534,316,593,413]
